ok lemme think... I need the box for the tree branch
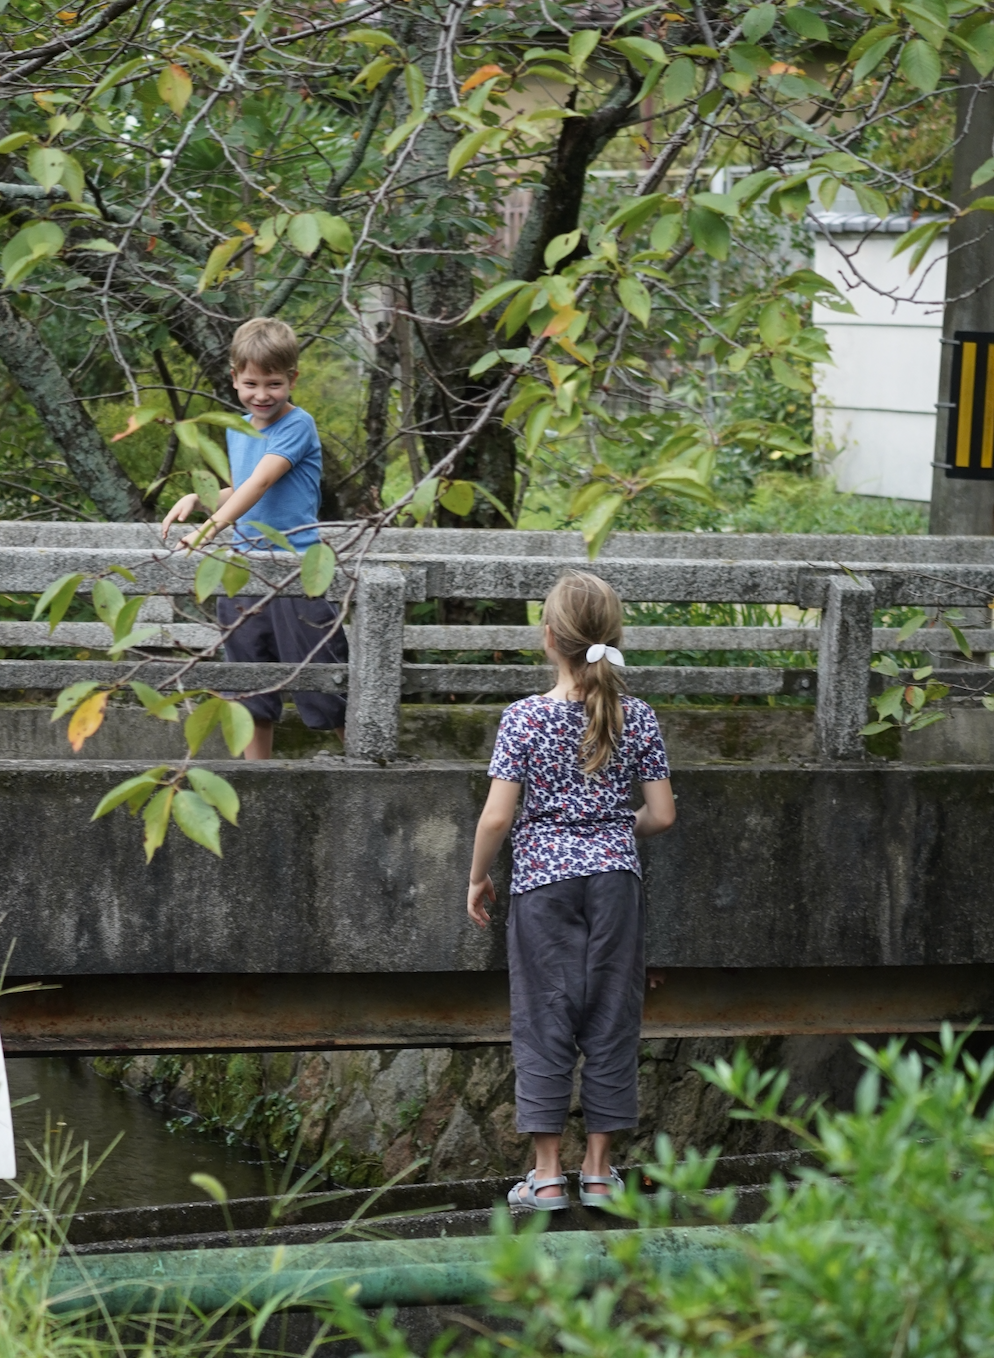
[0,0,144,88]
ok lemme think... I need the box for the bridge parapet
[0,523,992,762]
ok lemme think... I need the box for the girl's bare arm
[467,778,520,928]
[635,779,676,838]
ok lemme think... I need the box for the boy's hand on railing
[467,876,495,928]
[161,493,201,540]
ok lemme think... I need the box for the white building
[810,205,946,503]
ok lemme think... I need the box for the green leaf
[900,38,941,92]
[903,0,948,48]
[964,20,994,76]
[91,578,125,631]
[51,681,99,723]
[618,275,652,326]
[196,236,243,293]
[611,35,668,65]
[0,131,36,155]
[439,480,475,515]
[873,655,901,676]
[569,28,600,71]
[219,700,254,757]
[971,157,994,189]
[60,154,85,204]
[603,192,672,236]
[759,298,800,346]
[111,594,144,646]
[191,467,221,512]
[286,213,321,255]
[143,786,175,862]
[853,34,898,80]
[196,411,263,436]
[92,768,168,820]
[945,620,972,658]
[27,145,66,190]
[222,554,251,598]
[464,279,529,324]
[90,56,147,100]
[2,220,65,289]
[33,572,84,630]
[247,521,296,552]
[580,492,625,559]
[195,554,226,604]
[468,351,501,377]
[875,685,906,720]
[545,229,582,270]
[383,111,427,157]
[660,55,697,106]
[346,27,399,47]
[860,720,894,735]
[409,477,440,524]
[770,355,813,392]
[188,768,240,826]
[190,1171,228,1202]
[404,62,426,111]
[301,541,337,597]
[908,711,948,731]
[742,4,777,41]
[196,433,232,485]
[848,22,900,62]
[895,611,927,643]
[130,681,183,722]
[448,126,498,178]
[982,694,994,712]
[891,218,946,273]
[172,790,222,856]
[650,212,683,253]
[964,195,994,215]
[688,205,730,261]
[783,7,829,40]
[524,401,555,456]
[185,697,225,755]
[74,237,118,254]
[853,182,890,218]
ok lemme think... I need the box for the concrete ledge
[1,762,994,980]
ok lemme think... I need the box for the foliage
[729,471,928,535]
[329,1027,994,1358]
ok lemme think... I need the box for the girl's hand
[161,493,201,540]
[467,876,495,928]
[178,519,218,552]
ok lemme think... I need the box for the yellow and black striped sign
[945,331,994,480]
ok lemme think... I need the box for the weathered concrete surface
[1,761,993,975]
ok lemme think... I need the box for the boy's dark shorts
[216,596,348,729]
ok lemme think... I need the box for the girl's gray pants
[507,870,645,1134]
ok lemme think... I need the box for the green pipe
[48,1228,743,1316]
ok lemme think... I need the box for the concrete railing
[1,523,993,762]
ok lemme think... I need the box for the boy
[161,317,347,760]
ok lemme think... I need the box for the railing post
[815,573,875,760]
[345,564,405,761]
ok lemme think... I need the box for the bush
[331,1027,994,1356]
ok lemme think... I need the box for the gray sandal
[507,1169,569,1211]
[579,1166,623,1208]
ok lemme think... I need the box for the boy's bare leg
[244,719,274,761]
[581,1132,613,1194]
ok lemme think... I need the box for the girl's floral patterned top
[488,693,670,894]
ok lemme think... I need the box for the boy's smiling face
[231,361,297,428]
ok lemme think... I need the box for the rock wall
[95,1033,871,1187]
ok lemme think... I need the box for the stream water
[5,1056,272,1211]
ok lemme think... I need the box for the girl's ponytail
[542,571,626,774]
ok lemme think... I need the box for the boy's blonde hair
[230,318,299,376]
[542,570,626,775]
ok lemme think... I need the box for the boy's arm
[467,778,520,927]
[179,453,291,547]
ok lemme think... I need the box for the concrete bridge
[0,523,992,1053]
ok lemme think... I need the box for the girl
[467,570,676,1210]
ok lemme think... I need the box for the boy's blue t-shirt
[226,405,322,552]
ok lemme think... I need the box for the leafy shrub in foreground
[331,1027,994,1357]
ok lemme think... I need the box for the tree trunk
[0,297,145,521]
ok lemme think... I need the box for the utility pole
[929,67,994,536]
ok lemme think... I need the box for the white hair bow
[586,643,625,667]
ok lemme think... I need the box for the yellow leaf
[56,9,78,21]
[555,335,592,366]
[158,63,193,115]
[68,691,108,752]
[460,64,505,94]
[542,305,580,337]
[769,61,804,74]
